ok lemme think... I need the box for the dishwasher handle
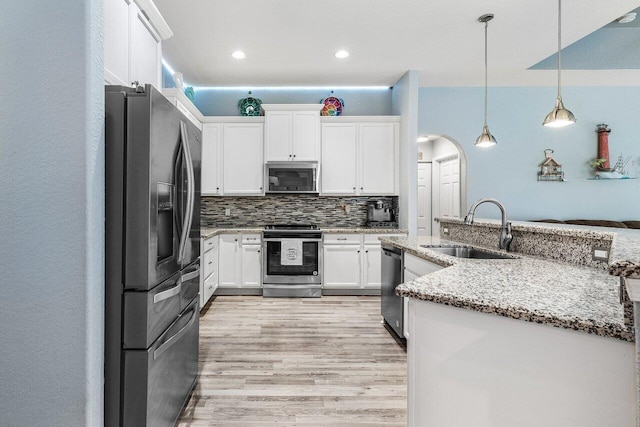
[382,246,402,259]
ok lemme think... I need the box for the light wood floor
[177,295,407,426]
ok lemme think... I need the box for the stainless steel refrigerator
[105,84,201,427]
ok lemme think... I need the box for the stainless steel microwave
[265,162,318,194]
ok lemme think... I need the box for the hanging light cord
[557,0,562,99]
[483,18,488,126]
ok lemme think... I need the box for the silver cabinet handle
[337,238,347,241]
[153,282,181,304]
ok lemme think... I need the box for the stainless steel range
[262,224,322,297]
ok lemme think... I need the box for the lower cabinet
[218,233,262,293]
[403,253,443,338]
[323,233,402,293]
[200,235,219,310]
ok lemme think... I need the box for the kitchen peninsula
[384,219,639,427]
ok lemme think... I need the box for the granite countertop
[201,226,407,238]
[382,235,632,342]
[440,218,640,279]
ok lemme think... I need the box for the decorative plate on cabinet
[320,91,345,116]
[238,91,263,116]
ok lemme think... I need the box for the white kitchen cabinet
[321,118,399,195]
[200,235,218,310]
[323,233,403,292]
[362,244,382,288]
[219,234,242,288]
[201,123,222,196]
[104,0,171,88]
[241,243,262,288]
[222,123,264,195]
[321,123,358,195]
[323,244,362,289]
[219,233,262,291]
[263,105,323,162]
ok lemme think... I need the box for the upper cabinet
[201,118,265,196]
[321,117,400,196]
[104,0,172,88]
[262,104,323,162]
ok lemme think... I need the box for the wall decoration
[538,149,564,181]
[320,91,345,116]
[238,91,262,116]
[183,86,194,102]
[590,124,633,179]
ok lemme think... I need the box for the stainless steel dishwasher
[381,245,404,342]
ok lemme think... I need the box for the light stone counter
[321,227,407,234]
[382,235,632,342]
[201,227,263,239]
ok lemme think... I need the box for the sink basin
[420,244,515,260]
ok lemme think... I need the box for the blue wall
[191,88,393,116]
[419,86,640,221]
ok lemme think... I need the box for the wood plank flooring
[177,295,407,426]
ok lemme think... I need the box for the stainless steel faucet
[463,198,513,251]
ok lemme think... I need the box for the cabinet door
[321,123,357,195]
[360,122,397,195]
[291,111,320,161]
[323,245,361,289]
[104,0,130,85]
[201,124,222,195]
[264,111,292,161]
[362,244,382,289]
[223,123,264,195]
[241,245,262,288]
[219,234,241,288]
[129,3,161,88]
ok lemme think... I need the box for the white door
[223,123,264,195]
[321,123,358,195]
[291,111,320,161]
[201,124,222,195]
[362,245,382,289]
[360,123,397,195]
[219,234,241,288]
[264,111,292,161]
[322,245,361,288]
[241,245,262,288]
[417,162,432,236]
[432,156,460,236]
[129,3,161,88]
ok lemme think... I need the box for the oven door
[262,238,322,284]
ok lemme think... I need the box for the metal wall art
[538,149,564,181]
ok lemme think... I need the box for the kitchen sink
[420,244,515,260]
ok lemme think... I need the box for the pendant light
[542,0,576,127]
[475,14,497,147]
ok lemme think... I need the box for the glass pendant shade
[543,96,576,127]
[543,0,576,127]
[475,125,497,147]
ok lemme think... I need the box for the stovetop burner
[264,224,319,230]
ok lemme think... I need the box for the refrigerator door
[122,298,199,427]
[175,118,201,269]
[123,85,184,290]
[122,272,182,349]
[179,259,200,312]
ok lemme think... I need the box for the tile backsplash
[201,195,399,228]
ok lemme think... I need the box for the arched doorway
[416,135,467,237]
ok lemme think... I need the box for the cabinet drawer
[203,236,216,252]
[203,249,216,279]
[324,233,361,245]
[242,233,261,245]
[404,253,443,277]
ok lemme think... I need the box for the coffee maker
[366,200,397,228]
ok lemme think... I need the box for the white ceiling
[154,0,640,88]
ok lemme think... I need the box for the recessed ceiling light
[232,50,246,59]
[618,12,637,24]
[335,50,350,59]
